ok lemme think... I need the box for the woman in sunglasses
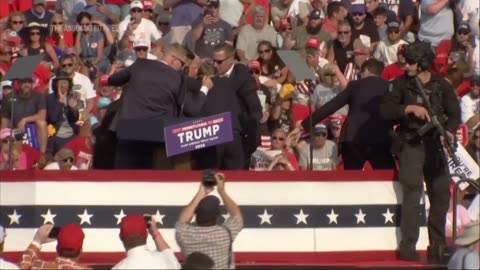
[46,13,75,52]
[256,40,289,88]
[75,12,110,75]
[18,22,60,70]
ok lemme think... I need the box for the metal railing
[451,174,480,243]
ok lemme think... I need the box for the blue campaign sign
[163,112,234,157]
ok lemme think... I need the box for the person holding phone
[113,214,181,269]
[118,0,162,50]
[19,224,90,269]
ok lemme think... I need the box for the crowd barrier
[0,170,429,266]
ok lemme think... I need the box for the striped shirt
[20,244,91,270]
[175,216,244,269]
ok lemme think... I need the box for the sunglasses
[213,58,228,65]
[338,31,350,35]
[258,49,271,54]
[30,31,40,36]
[457,30,470,35]
[52,21,64,25]
[158,22,170,26]
[62,63,73,68]
[388,29,399,34]
[135,47,148,52]
[352,12,364,17]
[12,20,23,24]
[62,157,74,163]
[405,58,417,65]
[144,9,153,13]
[208,4,219,9]
[131,8,143,13]
[249,69,260,75]
[315,132,327,137]
[272,136,286,141]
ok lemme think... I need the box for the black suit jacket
[108,59,206,142]
[302,76,394,145]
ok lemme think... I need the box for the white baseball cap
[133,39,149,48]
[130,0,144,9]
[1,80,13,89]
[0,225,5,244]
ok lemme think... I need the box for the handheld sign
[164,112,234,157]
[448,144,479,190]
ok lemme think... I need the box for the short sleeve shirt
[0,91,46,127]
[194,19,233,59]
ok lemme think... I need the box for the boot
[398,242,422,262]
[427,244,451,265]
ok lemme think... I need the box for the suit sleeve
[177,76,207,117]
[108,66,131,86]
[238,75,262,121]
[441,80,461,133]
[301,84,351,132]
[380,79,407,121]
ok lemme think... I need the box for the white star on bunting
[114,209,126,225]
[8,209,22,225]
[41,209,57,224]
[382,208,395,224]
[294,209,309,225]
[78,209,94,225]
[152,210,166,225]
[355,209,366,224]
[326,209,339,224]
[258,209,273,225]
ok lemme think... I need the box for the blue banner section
[164,112,234,157]
[0,205,427,229]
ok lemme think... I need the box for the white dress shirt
[112,246,181,270]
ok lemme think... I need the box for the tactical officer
[380,41,461,264]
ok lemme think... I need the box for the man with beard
[284,9,332,55]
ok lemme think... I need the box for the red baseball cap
[306,36,320,49]
[57,224,85,254]
[142,0,154,9]
[120,214,147,240]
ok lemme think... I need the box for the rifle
[414,77,460,167]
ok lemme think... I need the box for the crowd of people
[0,0,479,268]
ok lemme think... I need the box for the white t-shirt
[48,72,96,112]
[118,17,162,49]
[374,39,408,66]
[0,258,19,270]
[43,162,79,170]
[459,93,479,123]
[219,0,244,27]
[112,246,181,270]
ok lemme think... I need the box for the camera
[12,129,24,141]
[202,169,217,187]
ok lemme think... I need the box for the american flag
[0,171,429,265]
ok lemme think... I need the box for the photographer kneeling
[175,172,243,269]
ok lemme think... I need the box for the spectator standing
[0,78,48,153]
[188,0,233,59]
[236,6,277,62]
[374,21,408,65]
[176,173,243,269]
[447,221,480,270]
[373,6,388,41]
[23,0,53,28]
[418,0,454,47]
[270,0,313,30]
[80,0,119,25]
[461,0,479,38]
[321,1,348,39]
[349,3,380,53]
[113,214,181,269]
[284,9,332,55]
[163,0,204,45]
[118,1,162,51]
[0,225,19,269]
[19,224,90,269]
[327,21,355,74]
[55,0,86,25]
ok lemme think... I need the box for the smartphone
[130,16,137,24]
[144,216,152,229]
[48,227,61,238]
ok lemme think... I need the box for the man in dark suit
[108,44,209,169]
[192,44,262,169]
[290,58,395,170]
